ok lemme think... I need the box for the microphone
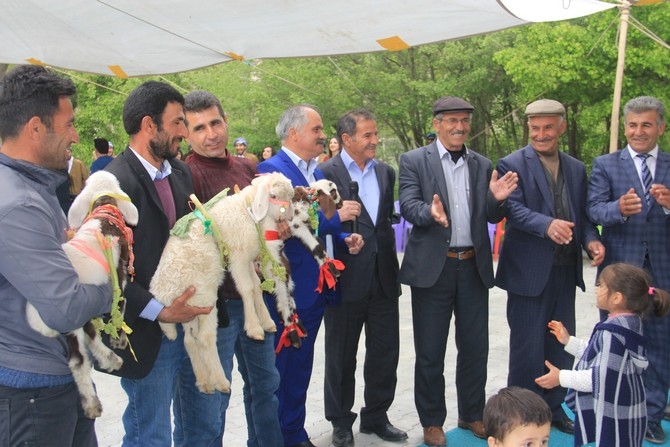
[349,181,359,233]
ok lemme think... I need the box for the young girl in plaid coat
[535,263,670,446]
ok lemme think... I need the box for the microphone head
[349,181,359,195]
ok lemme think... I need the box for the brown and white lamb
[26,171,138,418]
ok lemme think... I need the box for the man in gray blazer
[587,96,670,443]
[399,96,517,446]
[320,109,406,447]
[496,99,604,435]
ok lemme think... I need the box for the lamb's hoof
[263,322,277,333]
[288,330,303,349]
[246,327,265,341]
[100,353,123,372]
[196,380,230,394]
[109,333,128,350]
[82,397,103,419]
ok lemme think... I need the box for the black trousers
[0,381,96,447]
[323,273,400,428]
[507,264,577,420]
[412,257,488,426]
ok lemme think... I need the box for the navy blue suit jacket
[495,145,600,297]
[587,148,670,289]
[319,154,400,302]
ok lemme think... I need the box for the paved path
[94,258,601,446]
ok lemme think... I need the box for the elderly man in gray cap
[399,96,518,446]
[495,99,604,435]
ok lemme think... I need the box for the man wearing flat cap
[495,99,604,435]
[399,96,518,446]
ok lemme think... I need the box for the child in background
[483,386,551,447]
[535,263,670,447]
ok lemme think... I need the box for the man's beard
[149,131,179,162]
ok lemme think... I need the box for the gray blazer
[398,143,507,289]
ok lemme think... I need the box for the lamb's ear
[251,179,271,221]
[118,198,139,226]
[67,193,92,229]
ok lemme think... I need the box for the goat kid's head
[250,172,294,222]
[68,171,139,229]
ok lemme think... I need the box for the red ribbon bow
[315,258,345,293]
[275,314,307,354]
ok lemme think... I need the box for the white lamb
[150,172,295,394]
[26,171,138,418]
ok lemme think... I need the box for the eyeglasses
[436,117,471,125]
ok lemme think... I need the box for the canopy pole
[609,1,633,153]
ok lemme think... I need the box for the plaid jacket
[566,314,648,447]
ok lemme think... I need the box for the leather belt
[447,248,475,260]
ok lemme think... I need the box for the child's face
[595,281,611,311]
[487,422,550,447]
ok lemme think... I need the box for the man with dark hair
[90,137,114,173]
[174,89,283,446]
[104,80,213,446]
[587,95,669,443]
[319,109,407,446]
[0,64,113,447]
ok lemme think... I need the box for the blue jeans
[173,299,282,447]
[121,327,220,447]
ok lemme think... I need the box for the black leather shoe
[332,426,354,447]
[360,422,408,442]
[551,418,575,435]
[287,441,316,447]
[645,421,666,444]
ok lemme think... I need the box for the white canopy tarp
[0,0,616,77]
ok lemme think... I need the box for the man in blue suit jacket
[257,104,363,447]
[496,99,604,434]
[587,96,670,443]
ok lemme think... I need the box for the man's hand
[337,200,361,223]
[431,194,448,227]
[345,233,364,255]
[587,240,605,267]
[619,187,643,217]
[650,184,670,209]
[489,170,518,201]
[276,218,291,240]
[547,219,574,245]
[157,286,213,323]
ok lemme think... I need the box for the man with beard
[258,104,363,447]
[104,81,213,447]
[0,63,113,447]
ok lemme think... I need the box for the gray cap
[525,99,565,117]
[432,96,474,116]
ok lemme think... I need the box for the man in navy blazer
[257,104,363,447]
[496,99,604,434]
[319,109,407,446]
[587,96,670,443]
[399,96,517,446]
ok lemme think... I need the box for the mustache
[317,138,327,146]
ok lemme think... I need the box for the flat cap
[432,96,474,116]
[525,99,565,117]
